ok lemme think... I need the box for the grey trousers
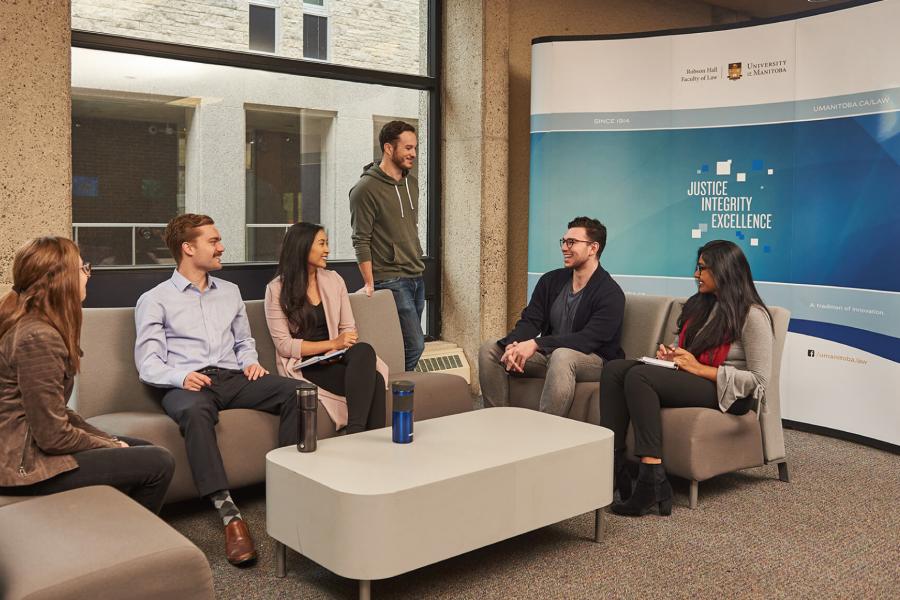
[478,339,605,416]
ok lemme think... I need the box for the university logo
[728,62,742,81]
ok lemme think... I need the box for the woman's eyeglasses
[81,262,92,278]
[559,238,596,249]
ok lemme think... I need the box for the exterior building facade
[70,0,427,265]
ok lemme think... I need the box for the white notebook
[639,356,677,369]
[294,348,347,370]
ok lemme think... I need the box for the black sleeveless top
[303,303,329,342]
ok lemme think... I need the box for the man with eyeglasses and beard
[479,216,625,416]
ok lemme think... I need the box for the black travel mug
[297,382,318,452]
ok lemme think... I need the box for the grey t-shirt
[548,282,584,336]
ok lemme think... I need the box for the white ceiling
[703,0,862,19]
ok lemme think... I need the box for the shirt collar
[170,269,218,292]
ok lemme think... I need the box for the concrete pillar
[0,0,72,288]
[442,0,509,390]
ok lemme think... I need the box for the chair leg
[777,461,790,483]
[689,480,699,509]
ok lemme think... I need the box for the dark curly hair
[567,216,607,256]
[379,120,416,153]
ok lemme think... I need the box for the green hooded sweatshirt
[349,163,425,281]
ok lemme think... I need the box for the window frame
[71,0,443,338]
[302,0,329,62]
[301,12,329,62]
[248,1,281,54]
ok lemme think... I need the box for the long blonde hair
[0,237,84,371]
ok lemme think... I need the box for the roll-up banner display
[529,0,899,446]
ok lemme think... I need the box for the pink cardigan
[264,270,389,429]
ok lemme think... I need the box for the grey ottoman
[0,485,213,600]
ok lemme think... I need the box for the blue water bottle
[391,380,414,444]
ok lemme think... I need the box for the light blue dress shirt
[134,270,259,389]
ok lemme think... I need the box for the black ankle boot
[613,450,634,502]
[611,462,673,517]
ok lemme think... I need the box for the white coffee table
[266,407,613,599]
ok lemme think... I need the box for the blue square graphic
[700,164,709,172]
[752,159,764,171]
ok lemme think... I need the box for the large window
[70,0,440,334]
[71,47,428,265]
[72,95,189,266]
[245,107,333,261]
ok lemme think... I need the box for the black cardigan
[499,266,625,362]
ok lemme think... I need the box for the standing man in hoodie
[350,120,425,372]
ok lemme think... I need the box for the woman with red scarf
[599,240,774,517]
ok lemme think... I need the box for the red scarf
[678,320,731,367]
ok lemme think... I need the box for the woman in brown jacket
[0,237,175,513]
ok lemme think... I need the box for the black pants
[161,370,299,497]
[0,436,174,514]
[599,359,750,458]
[303,343,386,433]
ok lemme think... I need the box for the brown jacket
[0,317,117,487]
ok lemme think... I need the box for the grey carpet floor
[163,427,900,599]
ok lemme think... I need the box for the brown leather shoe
[225,519,258,566]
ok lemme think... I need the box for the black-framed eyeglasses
[695,263,708,273]
[81,262,92,278]
[559,238,596,249]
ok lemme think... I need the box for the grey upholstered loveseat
[506,293,791,507]
[72,290,472,503]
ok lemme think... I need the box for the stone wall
[330,0,423,74]
[71,0,422,74]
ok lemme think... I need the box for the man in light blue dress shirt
[135,214,299,567]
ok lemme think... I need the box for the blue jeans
[375,276,425,372]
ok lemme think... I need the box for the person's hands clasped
[244,363,269,381]
[334,330,359,350]
[671,347,702,374]
[183,371,212,391]
[500,339,539,373]
[499,342,518,371]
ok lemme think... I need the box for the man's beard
[566,256,589,270]
[391,152,409,173]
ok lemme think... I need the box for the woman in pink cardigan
[264,222,388,434]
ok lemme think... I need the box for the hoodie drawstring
[395,179,414,218]
[395,185,405,218]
